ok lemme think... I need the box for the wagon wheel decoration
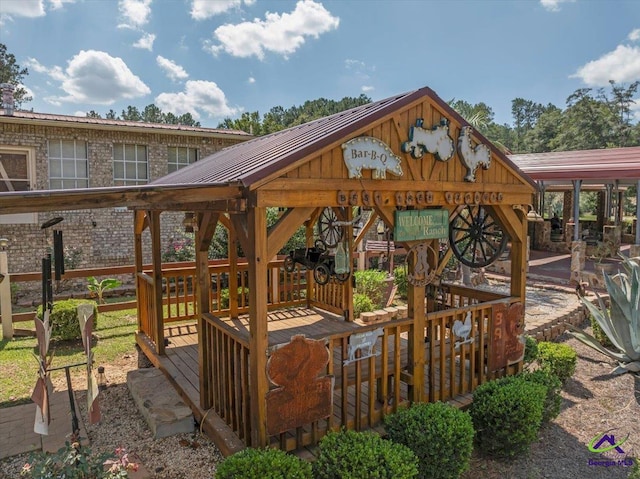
[317,207,344,248]
[449,205,508,268]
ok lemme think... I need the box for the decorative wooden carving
[415,191,425,205]
[401,118,455,161]
[445,192,454,204]
[474,192,481,204]
[488,302,525,372]
[425,191,434,204]
[337,190,348,205]
[266,335,333,436]
[406,191,415,206]
[362,190,372,207]
[374,191,383,206]
[395,191,405,206]
[407,243,437,286]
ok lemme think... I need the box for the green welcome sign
[394,209,449,241]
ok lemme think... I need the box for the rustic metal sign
[406,243,437,286]
[266,335,333,436]
[401,118,455,161]
[394,209,449,241]
[458,126,491,182]
[344,327,384,365]
[342,136,403,179]
[488,302,525,372]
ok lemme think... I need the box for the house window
[0,146,37,224]
[168,146,198,173]
[48,140,89,189]
[113,144,148,185]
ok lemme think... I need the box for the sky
[1,0,639,128]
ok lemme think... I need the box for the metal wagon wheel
[317,207,344,248]
[283,255,295,272]
[313,263,331,285]
[449,205,508,268]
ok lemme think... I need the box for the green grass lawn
[0,308,138,407]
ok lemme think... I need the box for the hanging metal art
[406,243,437,287]
[32,310,52,435]
[79,303,101,424]
[458,126,491,182]
[449,205,508,268]
[344,327,384,365]
[341,136,403,179]
[452,311,474,349]
[401,119,455,161]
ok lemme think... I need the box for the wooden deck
[144,306,479,455]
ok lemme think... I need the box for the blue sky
[1,0,639,128]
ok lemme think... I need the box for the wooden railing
[136,272,158,347]
[201,312,251,445]
[310,278,348,316]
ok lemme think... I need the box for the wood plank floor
[158,308,478,454]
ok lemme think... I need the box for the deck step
[127,369,194,439]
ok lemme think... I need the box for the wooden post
[305,218,314,309]
[149,211,165,355]
[344,207,354,321]
[196,212,218,409]
[247,206,269,447]
[133,211,144,332]
[228,221,239,318]
[0,238,12,340]
[406,239,426,403]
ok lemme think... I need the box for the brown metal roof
[152,86,536,190]
[0,110,251,139]
[509,146,640,184]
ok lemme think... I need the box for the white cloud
[361,85,374,93]
[540,0,575,12]
[345,59,365,70]
[190,0,255,20]
[205,0,339,60]
[133,32,156,50]
[118,0,152,29]
[571,45,640,86]
[0,0,45,17]
[248,76,256,84]
[156,56,189,81]
[49,0,76,10]
[30,50,150,105]
[155,80,239,120]
[629,29,640,42]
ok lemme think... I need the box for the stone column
[570,240,586,285]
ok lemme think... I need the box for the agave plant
[569,255,640,375]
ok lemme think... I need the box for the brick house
[0,88,251,274]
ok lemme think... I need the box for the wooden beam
[230,214,251,258]
[133,211,144,332]
[266,207,315,260]
[197,211,219,252]
[393,114,422,181]
[489,204,525,244]
[406,239,426,402]
[149,210,165,356]
[373,205,396,229]
[353,210,378,251]
[248,207,269,447]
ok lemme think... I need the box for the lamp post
[0,238,12,339]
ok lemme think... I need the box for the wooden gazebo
[0,86,538,455]
[130,86,538,453]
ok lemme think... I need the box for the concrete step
[126,369,194,439]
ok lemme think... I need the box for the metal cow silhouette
[402,119,455,161]
[458,126,491,182]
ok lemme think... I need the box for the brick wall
[0,122,243,273]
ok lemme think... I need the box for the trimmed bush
[537,341,577,383]
[590,312,614,348]
[219,287,248,309]
[523,336,539,364]
[354,270,388,309]
[520,369,562,423]
[470,376,546,458]
[215,447,312,479]
[37,299,98,341]
[313,429,418,479]
[353,293,375,318]
[393,266,408,299]
[384,402,474,479]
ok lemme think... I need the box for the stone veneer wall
[0,122,244,274]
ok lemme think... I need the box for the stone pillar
[570,240,585,285]
[562,191,573,225]
[602,225,620,255]
[630,244,640,258]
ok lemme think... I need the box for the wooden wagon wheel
[317,207,344,248]
[449,205,508,268]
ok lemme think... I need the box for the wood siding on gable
[269,99,533,208]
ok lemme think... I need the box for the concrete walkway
[0,390,88,460]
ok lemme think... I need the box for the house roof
[152,86,537,190]
[0,110,251,140]
[509,146,640,185]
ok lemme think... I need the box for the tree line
[2,42,638,154]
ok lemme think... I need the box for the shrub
[523,336,539,364]
[589,312,614,348]
[519,369,562,423]
[354,270,388,308]
[384,402,474,479]
[393,266,408,299]
[219,287,248,309]
[313,429,418,479]
[215,447,311,479]
[37,299,98,341]
[353,293,375,318]
[537,341,577,383]
[21,442,136,478]
[470,376,546,458]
